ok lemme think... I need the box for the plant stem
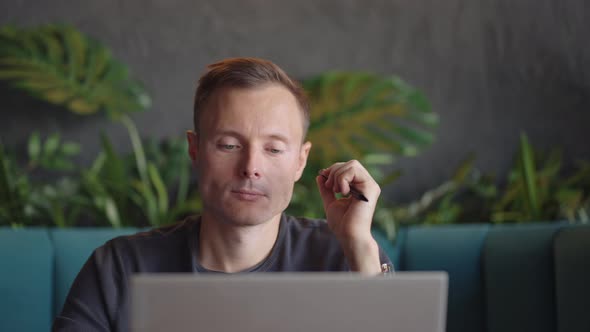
[176,160,189,205]
[119,114,149,186]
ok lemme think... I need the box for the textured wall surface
[1,0,589,202]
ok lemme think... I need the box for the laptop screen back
[131,272,447,332]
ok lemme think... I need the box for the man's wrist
[339,236,381,275]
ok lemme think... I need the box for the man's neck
[198,213,282,273]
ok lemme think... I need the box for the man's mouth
[231,189,266,201]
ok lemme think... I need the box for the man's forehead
[215,84,297,104]
[203,85,302,120]
[197,84,308,141]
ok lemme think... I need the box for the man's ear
[295,141,312,181]
[186,130,199,165]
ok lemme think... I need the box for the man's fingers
[331,162,366,196]
[321,160,380,202]
[316,175,336,211]
[331,166,356,196]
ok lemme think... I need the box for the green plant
[79,135,200,228]
[0,133,85,227]
[0,143,26,226]
[0,24,201,228]
[0,132,201,228]
[0,24,440,229]
[491,133,590,223]
[288,72,438,219]
[376,133,590,239]
[371,155,492,238]
[0,24,150,117]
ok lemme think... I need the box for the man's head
[187,58,312,227]
[193,57,310,139]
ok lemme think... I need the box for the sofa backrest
[0,227,53,332]
[1,223,589,332]
[397,224,490,332]
[483,223,565,332]
[553,226,590,332]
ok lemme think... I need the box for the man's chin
[209,207,280,227]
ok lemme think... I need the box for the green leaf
[43,133,60,158]
[388,123,435,147]
[85,44,111,85]
[556,188,583,220]
[61,142,81,156]
[88,152,106,175]
[103,196,121,228]
[0,24,151,117]
[147,162,169,215]
[0,144,26,225]
[363,153,395,165]
[452,155,475,184]
[62,25,86,82]
[303,72,436,165]
[520,133,540,218]
[406,89,432,113]
[50,202,67,228]
[39,25,64,65]
[99,133,127,193]
[27,132,41,161]
[175,156,190,205]
[380,169,403,186]
[132,180,159,226]
[48,158,75,171]
[119,115,148,186]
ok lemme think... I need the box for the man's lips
[230,189,266,201]
[232,189,265,196]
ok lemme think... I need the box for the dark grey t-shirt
[53,214,392,331]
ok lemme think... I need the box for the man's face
[187,84,311,226]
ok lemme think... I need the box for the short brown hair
[193,57,310,138]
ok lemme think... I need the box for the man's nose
[241,148,262,179]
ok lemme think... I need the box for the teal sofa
[1,223,588,332]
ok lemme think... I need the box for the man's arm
[339,234,382,275]
[316,160,385,275]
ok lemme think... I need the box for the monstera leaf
[0,24,150,118]
[303,72,437,166]
[287,73,438,221]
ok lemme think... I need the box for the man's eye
[269,148,282,154]
[219,144,237,150]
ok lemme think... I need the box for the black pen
[319,173,369,202]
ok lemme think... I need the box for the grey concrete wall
[1,0,589,202]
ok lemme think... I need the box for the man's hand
[316,160,381,275]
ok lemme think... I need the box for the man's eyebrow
[213,130,291,144]
[266,134,290,144]
[213,130,243,139]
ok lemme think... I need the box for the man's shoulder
[93,216,199,267]
[87,216,200,273]
[106,216,198,247]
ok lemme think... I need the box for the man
[53,57,392,331]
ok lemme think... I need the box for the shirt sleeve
[52,241,129,332]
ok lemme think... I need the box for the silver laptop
[131,272,448,332]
